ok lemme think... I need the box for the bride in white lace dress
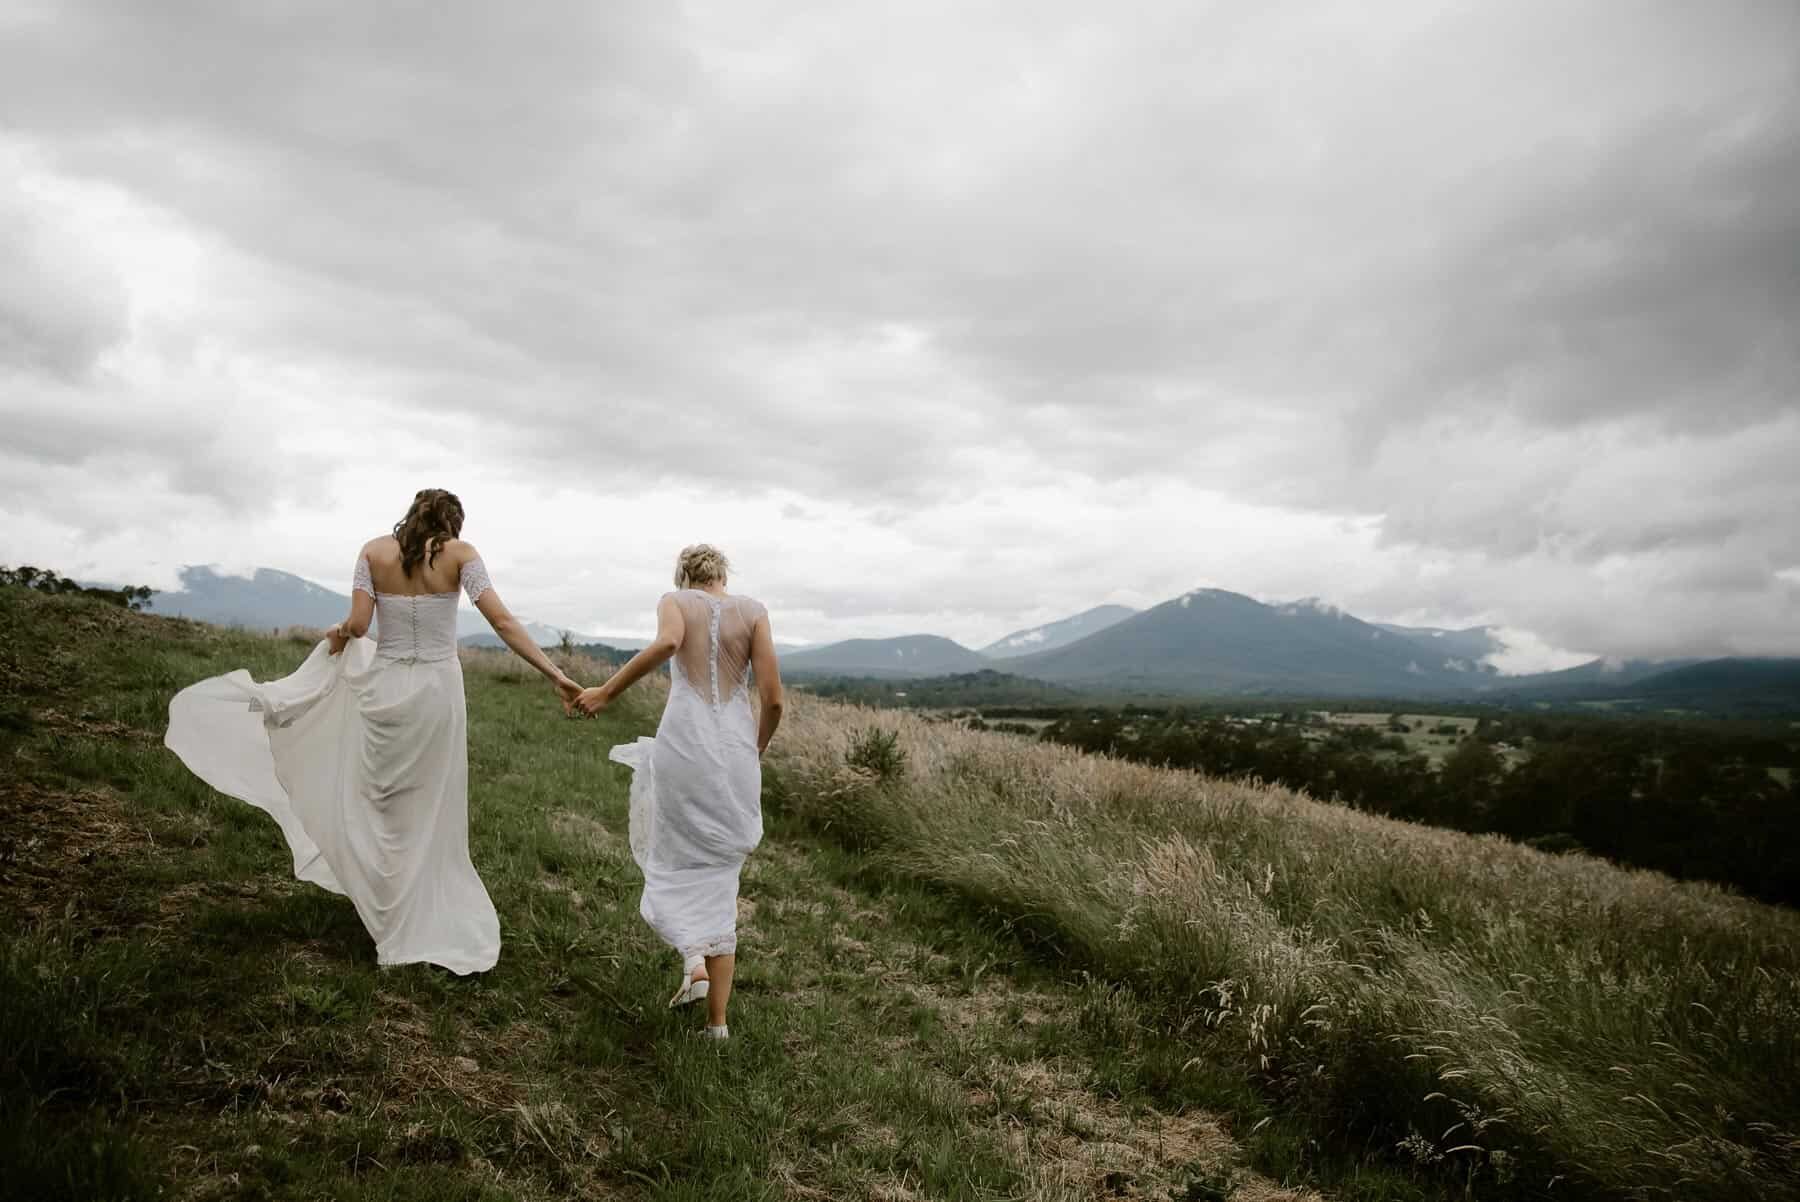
[165,489,583,974]
[573,544,784,1039]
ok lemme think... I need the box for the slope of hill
[778,633,989,678]
[1487,656,1800,713]
[148,565,352,631]
[1478,655,1694,695]
[2,585,1378,1202]
[1009,589,1479,695]
[8,587,1800,1198]
[772,701,1800,1202]
[1370,620,1504,669]
[1634,656,1800,698]
[981,604,1137,659]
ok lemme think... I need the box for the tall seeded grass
[765,701,1800,1199]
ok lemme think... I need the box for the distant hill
[796,668,1082,708]
[1627,658,1800,711]
[151,565,603,645]
[148,566,353,631]
[779,634,989,678]
[1371,621,1504,669]
[1006,589,1481,696]
[1480,657,1800,714]
[1480,656,1697,696]
[982,604,1137,659]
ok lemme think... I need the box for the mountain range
[145,566,637,649]
[779,591,1508,696]
[980,605,1137,658]
[995,590,1495,695]
[133,565,1797,706]
[778,591,1799,708]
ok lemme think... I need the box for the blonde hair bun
[674,544,730,589]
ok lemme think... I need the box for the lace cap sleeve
[351,555,374,597]
[460,557,493,605]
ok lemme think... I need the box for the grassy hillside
[1,586,1360,1201]
[5,586,1797,1200]
[768,712,1800,1200]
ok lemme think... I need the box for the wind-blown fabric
[163,558,500,974]
[610,589,766,959]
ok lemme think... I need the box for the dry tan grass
[764,697,1800,1200]
[550,808,625,852]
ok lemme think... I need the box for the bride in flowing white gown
[164,489,583,974]
[573,544,784,1039]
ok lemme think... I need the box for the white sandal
[669,954,709,1008]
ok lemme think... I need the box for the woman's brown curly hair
[393,489,465,577]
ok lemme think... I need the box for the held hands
[552,673,584,714]
[551,674,608,719]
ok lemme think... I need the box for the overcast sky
[3,1,1797,666]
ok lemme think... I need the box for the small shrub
[846,726,906,784]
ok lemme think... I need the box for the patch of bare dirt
[0,779,162,930]
[154,878,301,926]
[977,1055,1324,1200]
[34,706,159,743]
[908,974,1062,1033]
[360,990,536,1113]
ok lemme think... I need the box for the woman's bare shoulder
[361,534,399,560]
[440,538,479,565]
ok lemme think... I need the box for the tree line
[1,565,154,611]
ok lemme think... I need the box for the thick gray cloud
[0,174,128,378]
[0,0,1796,660]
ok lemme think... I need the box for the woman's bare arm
[575,595,684,715]
[327,545,379,654]
[749,612,783,754]
[455,543,581,705]
[475,587,580,697]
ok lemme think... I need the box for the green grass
[10,586,1794,1200]
[1318,712,1480,765]
[4,587,1404,1201]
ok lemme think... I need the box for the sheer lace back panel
[668,591,766,706]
